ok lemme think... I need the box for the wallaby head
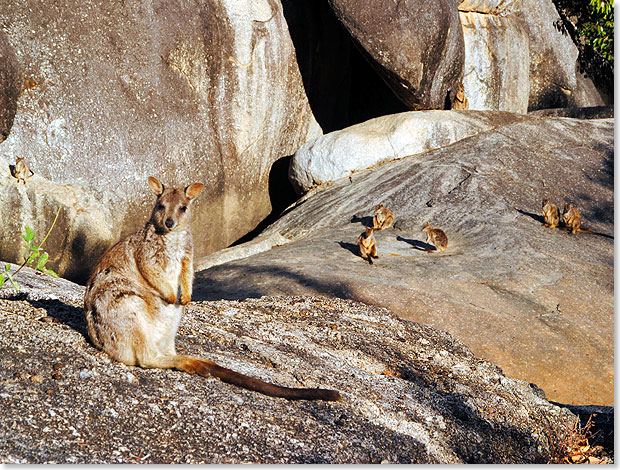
[376,203,384,210]
[365,226,374,236]
[563,202,574,214]
[422,221,431,232]
[542,198,550,207]
[148,176,204,234]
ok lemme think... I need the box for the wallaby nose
[165,218,175,229]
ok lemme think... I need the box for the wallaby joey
[84,177,340,401]
[421,221,448,253]
[373,203,394,230]
[357,226,378,264]
[542,198,560,228]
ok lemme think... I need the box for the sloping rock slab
[0,268,597,463]
[196,114,613,406]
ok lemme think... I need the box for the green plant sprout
[0,207,61,291]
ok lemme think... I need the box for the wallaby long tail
[175,355,341,401]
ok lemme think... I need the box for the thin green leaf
[0,273,5,288]
[24,226,34,242]
[36,252,49,270]
[45,269,59,278]
[5,264,10,272]
[7,273,19,291]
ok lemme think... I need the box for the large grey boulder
[1,268,608,463]
[457,0,604,113]
[288,110,528,194]
[0,0,321,282]
[327,0,465,110]
[196,112,614,407]
[516,0,604,110]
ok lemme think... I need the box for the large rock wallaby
[84,177,340,401]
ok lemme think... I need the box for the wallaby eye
[180,206,187,212]
[155,202,164,211]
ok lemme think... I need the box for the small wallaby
[452,82,469,111]
[357,226,378,264]
[421,221,448,253]
[542,198,559,228]
[13,157,34,184]
[373,203,394,230]
[84,177,340,401]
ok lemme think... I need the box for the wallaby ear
[148,177,164,195]
[185,183,204,200]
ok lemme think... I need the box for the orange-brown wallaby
[542,198,560,228]
[84,177,340,401]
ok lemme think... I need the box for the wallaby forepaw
[180,294,191,305]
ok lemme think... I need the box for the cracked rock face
[197,111,614,406]
[0,270,587,463]
[0,0,320,282]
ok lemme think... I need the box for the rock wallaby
[421,221,448,253]
[542,198,560,228]
[452,82,469,111]
[373,203,394,230]
[84,177,340,401]
[561,202,602,236]
[13,157,34,184]
[357,226,378,264]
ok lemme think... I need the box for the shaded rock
[528,105,614,120]
[0,0,320,282]
[327,0,465,110]
[515,0,604,110]
[0,30,21,143]
[288,110,528,194]
[0,268,599,463]
[196,113,614,407]
[280,0,410,133]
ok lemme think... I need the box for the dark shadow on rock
[552,402,615,456]
[516,208,546,225]
[26,298,88,339]
[397,235,434,251]
[338,241,359,257]
[194,264,356,302]
[280,0,408,133]
[231,155,301,247]
[350,214,374,227]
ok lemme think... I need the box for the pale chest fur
[160,229,190,286]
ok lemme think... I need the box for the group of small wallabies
[7,163,606,403]
[541,199,600,235]
[356,203,448,264]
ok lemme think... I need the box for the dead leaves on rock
[545,415,610,464]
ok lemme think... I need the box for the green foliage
[0,208,61,291]
[581,0,614,62]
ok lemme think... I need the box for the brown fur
[421,221,448,253]
[357,226,378,264]
[84,177,340,401]
[13,157,33,184]
[542,198,560,228]
[452,82,469,111]
[373,203,394,230]
[562,203,582,234]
